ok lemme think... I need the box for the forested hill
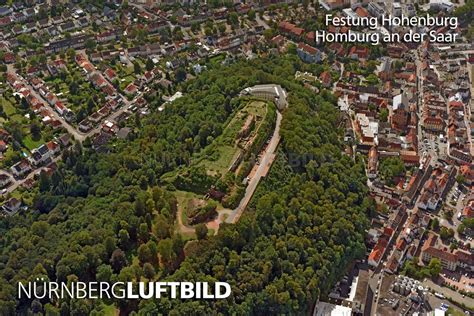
[139,66,373,314]
[0,55,371,315]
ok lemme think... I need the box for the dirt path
[176,202,232,235]
[176,202,196,234]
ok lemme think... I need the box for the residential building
[429,0,454,12]
[278,21,304,39]
[368,146,378,179]
[0,174,10,187]
[297,42,322,63]
[2,198,21,214]
[368,2,386,18]
[10,160,31,178]
[319,0,350,10]
[421,233,457,271]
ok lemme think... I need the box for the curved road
[176,110,282,234]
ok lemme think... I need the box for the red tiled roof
[422,233,437,252]
[455,250,474,266]
[104,68,116,79]
[47,141,59,151]
[279,21,304,37]
[320,71,332,86]
[425,247,457,263]
[383,227,394,237]
[349,46,369,59]
[297,42,318,55]
[369,247,383,263]
[355,7,369,18]
[396,238,407,251]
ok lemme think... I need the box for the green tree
[443,209,453,221]
[146,58,154,71]
[175,67,187,82]
[157,238,174,268]
[228,12,239,26]
[39,172,51,192]
[440,226,454,241]
[96,264,113,282]
[110,249,127,273]
[138,244,152,264]
[85,39,96,50]
[143,263,156,279]
[456,175,465,185]
[428,258,442,277]
[138,223,149,242]
[379,108,389,122]
[30,122,41,141]
[379,157,406,184]
[457,223,465,235]
[119,229,130,248]
[134,61,141,74]
[195,223,208,240]
[248,10,256,20]
[431,218,440,231]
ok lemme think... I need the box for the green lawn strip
[23,134,44,151]
[194,100,268,174]
[2,97,17,116]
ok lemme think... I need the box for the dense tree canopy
[0,55,370,315]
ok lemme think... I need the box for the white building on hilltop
[241,85,288,110]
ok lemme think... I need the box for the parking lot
[424,278,474,310]
[438,184,474,248]
[419,134,449,163]
[440,270,474,294]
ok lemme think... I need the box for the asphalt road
[1,156,62,196]
[175,110,282,234]
[225,111,282,224]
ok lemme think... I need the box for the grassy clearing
[194,100,267,175]
[161,100,268,181]
[169,100,270,237]
[1,97,17,116]
[23,134,44,151]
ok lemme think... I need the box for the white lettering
[18,282,31,299]
[215,282,231,299]
[181,282,194,299]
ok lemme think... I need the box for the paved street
[6,64,88,141]
[423,279,474,310]
[175,110,282,234]
[1,155,62,196]
[226,111,282,223]
[0,170,15,194]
